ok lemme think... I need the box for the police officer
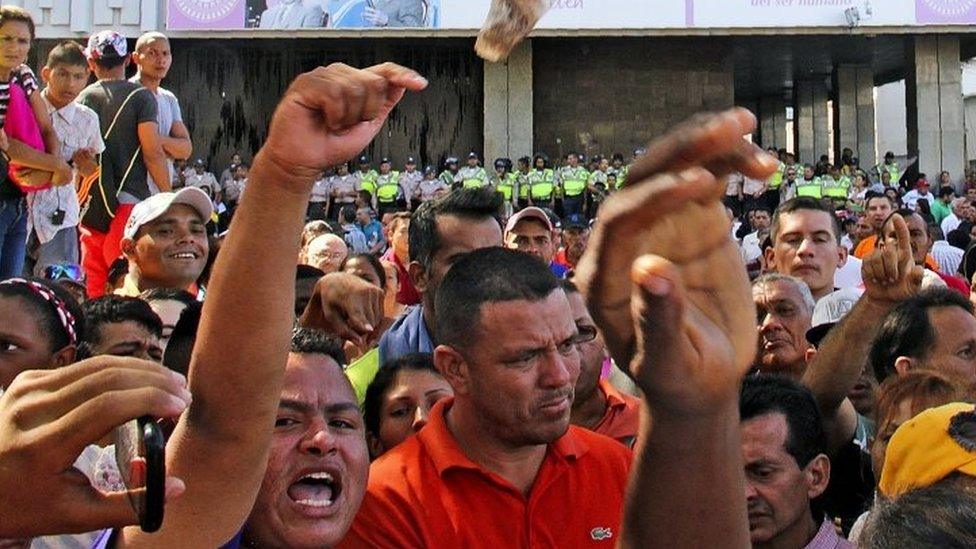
[795,164,823,199]
[418,165,450,203]
[356,155,379,207]
[328,162,360,219]
[608,152,628,189]
[822,164,850,207]
[439,156,460,189]
[556,152,590,218]
[492,157,518,218]
[527,153,555,209]
[458,152,489,188]
[881,151,900,186]
[587,156,610,219]
[764,147,785,213]
[375,158,402,217]
[399,156,423,210]
[515,156,532,211]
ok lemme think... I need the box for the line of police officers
[312,149,638,221]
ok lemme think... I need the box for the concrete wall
[484,42,532,164]
[876,80,908,159]
[532,37,734,159]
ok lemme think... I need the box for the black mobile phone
[114,416,166,532]
[50,208,65,226]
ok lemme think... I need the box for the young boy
[0,7,72,278]
[26,41,104,277]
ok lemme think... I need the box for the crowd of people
[1,4,976,549]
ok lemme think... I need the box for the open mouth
[167,251,200,261]
[287,470,342,509]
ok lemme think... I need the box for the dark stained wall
[532,37,734,160]
[37,37,484,174]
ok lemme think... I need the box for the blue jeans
[0,197,27,280]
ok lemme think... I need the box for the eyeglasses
[44,263,85,283]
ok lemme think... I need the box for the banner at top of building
[166,0,976,30]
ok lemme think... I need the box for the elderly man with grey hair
[752,273,815,379]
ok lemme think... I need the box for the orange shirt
[592,379,643,449]
[854,234,940,271]
[853,235,877,259]
[341,398,632,549]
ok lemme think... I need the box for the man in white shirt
[929,224,965,276]
[901,177,936,211]
[28,41,105,277]
[130,32,192,195]
[941,196,970,237]
[185,159,219,199]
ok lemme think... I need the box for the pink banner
[916,0,976,24]
[168,0,246,30]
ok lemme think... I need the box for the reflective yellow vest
[560,167,589,197]
[529,169,555,200]
[376,171,401,203]
[768,162,786,189]
[461,167,488,188]
[358,170,378,197]
[796,178,823,198]
[496,172,517,201]
[517,172,531,199]
[884,163,900,184]
[823,175,850,199]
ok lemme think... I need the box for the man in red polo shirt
[343,248,631,547]
[562,279,641,448]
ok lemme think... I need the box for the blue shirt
[551,262,569,279]
[378,305,433,365]
[361,219,385,250]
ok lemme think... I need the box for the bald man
[130,32,192,193]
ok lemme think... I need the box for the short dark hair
[290,326,346,367]
[140,288,196,308]
[81,295,163,347]
[46,40,87,69]
[865,192,896,210]
[869,288,975,382]
[340,253,387,291]
[162,301,202,377]
[560,279,579,294]
[928,223,946,242]
[409,188,501,269]
[340,204,357,223]
[939,186,956,199]
[861,474,976,548]
[0,278,84,352]
[0,6,34,40]
[740,375,827,468]
[771,197,842,245]
[363,353,439,437]
[94,54,127,70]
[435,247,560,351]
[107,257,129,288]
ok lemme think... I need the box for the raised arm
[576,109,777,549]
[801,214,922,451]
[116,62,426,548]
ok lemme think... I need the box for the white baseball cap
[505,206,553,236]
[805,286,863,346]
[123,187,214,242]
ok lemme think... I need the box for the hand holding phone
[115,416,167,533]
[0,356,188,539]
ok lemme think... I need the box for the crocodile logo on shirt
[590,527,613,541]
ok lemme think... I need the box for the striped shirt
[0,64,38,127]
